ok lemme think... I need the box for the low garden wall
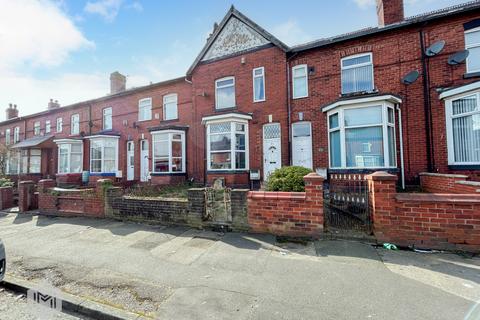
[247,173,324,237]
[420,172,480,194]
[0,186,13,210]
[369,172,480,252]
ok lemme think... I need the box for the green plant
[265,166,312,192]
[0,177,14,188]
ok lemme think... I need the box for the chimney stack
[5,103,19,120]
[110,71,126,94]
[376,0,404,27]
[47,98,60,110]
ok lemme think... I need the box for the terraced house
[1,0,480,188]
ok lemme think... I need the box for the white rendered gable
[202,17,270,61]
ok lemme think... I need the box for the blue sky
[0,0,473,120]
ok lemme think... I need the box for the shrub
[266,166,312,192]
[0,178,14,188]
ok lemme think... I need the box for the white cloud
[84,0,123,22]
[126,1,143,12]
[271,20,312,46]
[0,0,93,70]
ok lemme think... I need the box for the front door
[292,122,313,169]
[140,139,149,182]
[263,123,282,181]
[127,141,134,181]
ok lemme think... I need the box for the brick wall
[247,173,324,237]
[368,171,480,252]
[0,187,13,210]
[37,179,108,218]
[420,173,480,194]
[18,180,36,212]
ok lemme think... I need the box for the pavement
[1,211,480,320]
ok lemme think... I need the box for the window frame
[253,67,266,102]
[163,94,178,121]
[340,52,374,95]
[327,101,397,169]
[215,76,236,110]
[445,91,480,165]
[138,98,152,121]
[5,129,10,145]
[88,136,119,174]
[56,118,63,133]
[28,149,41,173]
[55,140,83,174]
[465,27,480,73]
[45,120,51,134]
[151,130,186,174]
[292,64,308,99]
[206,119,249,171]
[13,127,19,143]
[71,114,80,135]
[103,107,113,130]
[34,121,40,136]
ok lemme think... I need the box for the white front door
[127,141,135,181]
[140,139,149,182]
[263,123,282,181]
[292,122,313,169]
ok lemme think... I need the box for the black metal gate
[323,173,372,233]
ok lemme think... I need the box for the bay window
[465,27,480,73]
[56,141,83,173]
[445,92,480,165]
[163,94,178,121]
[89,136,118,173]
[215,77,235,109]
[151,130,185,173]
[207,121,248,170]
[341,53,374,94]
[328,103,396,169]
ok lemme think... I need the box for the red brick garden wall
[368,172,480,252]
[247,173,324,237]
[420,173,480,194]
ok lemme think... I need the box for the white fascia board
[322,95,402,113]
[201,112,253,124]
[439,81,480,100]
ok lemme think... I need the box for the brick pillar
[366,171,398,241]
[38,179,55,193]
[303,173,325,234]
[104,187,123,218]
[18,180,35,212]
[0,186,13,210]
[95,179,112,196]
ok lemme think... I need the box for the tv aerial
[448,49,469,65]
[401,70,420,85]
[425,40,445,57]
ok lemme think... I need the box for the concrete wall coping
[365,171,398,181]
[19,180,35,185]
[396,193,480,203]
[248,191,306,200]
[123,195,188,202]
[456,180,480,187]
[419,172,468,179]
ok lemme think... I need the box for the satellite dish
[402,70,420,85]
[448,49,469,65]
[425,40,445,57]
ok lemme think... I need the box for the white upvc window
[34,121,40,136]
[29,149,41,173]
[163,94,178,121]
[445,92,480,165]
[5,129,10,145]
[103,107,112,130]
[341,53,374,94]
[207,121,249,171]
[45,120,51,134]
[292,64,308,99]
[56,118,63,133]
[89,136,119,173]
[215,77,235,109]
[327,102,396,169]
[466,27,480,73]
[253,67,265,102]
[57,141,83,173]
[6,150,19,174]
[71,114,80,135]
[151,130,185,173]
[138,98,152,121]
[13,127,19,143]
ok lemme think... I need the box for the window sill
[253,99,266,103]
[215,106,237,112]
[292,95,308,100]
[464,72,480,79]
[328,168,399,174]
[137,119,152,123]
[207,170,249,174]
[160,118,179,124]
[448,164,480,170]
[89,172,116,177]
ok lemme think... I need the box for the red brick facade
[1,3,480,188]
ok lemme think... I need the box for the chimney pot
[376,0,404,27]
[6,103,19,119]
[110,71,127,94]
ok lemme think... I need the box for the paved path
[1,212,479,319]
